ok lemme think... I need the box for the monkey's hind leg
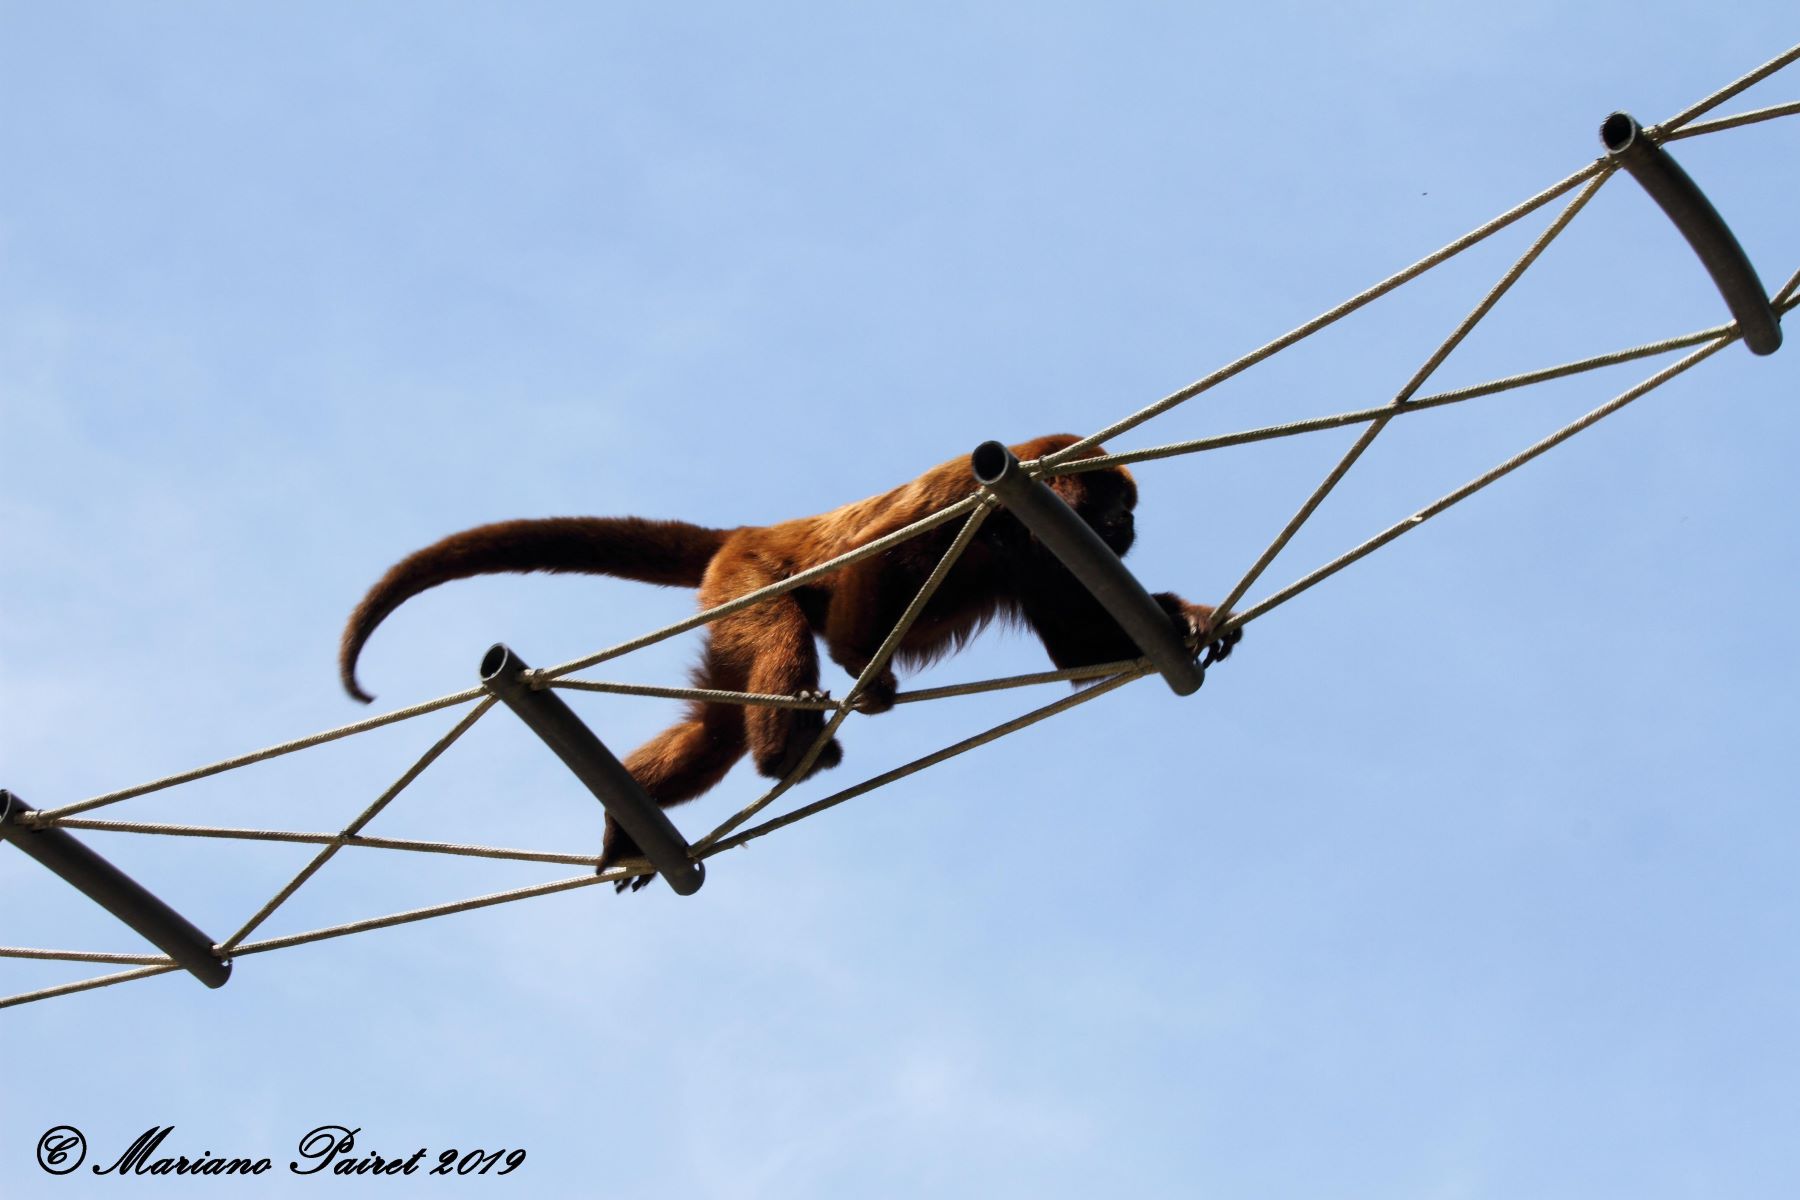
[716,596,843,783]
[602,698,745,892]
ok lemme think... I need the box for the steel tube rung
[0,790,231,988]
[972,441,1203,696]
[480,644,705,896]
[1603,111,1782,356]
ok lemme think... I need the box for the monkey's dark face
[1058,469,1138,556]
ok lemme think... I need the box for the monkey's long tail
[340,516,730,703]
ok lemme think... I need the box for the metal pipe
[479,644,705,896]
[1602,111,1782,356]
[0,790,231,988]
[971,442,1204,696]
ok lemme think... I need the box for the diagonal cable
[45,818,604,868]
[1209,167,1612,622]
[38,690,488,821]
[1660,43,1800,134]
[1664,99,1800,141]
[0,963,181,1011]
[1038,160,1609,470]
[1041,320,1735,474]
[218,697,496,952]
[702,664,1151,857]
[1220,331,1737,633]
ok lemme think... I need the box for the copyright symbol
[37,1126,86,1175]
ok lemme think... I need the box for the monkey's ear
[1117,469,1139,509]
[1044,472,1086,508]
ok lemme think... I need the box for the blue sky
[2,4,1797,1196]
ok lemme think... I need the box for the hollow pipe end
[1601,110,1642,155]
[970,440,1020,487]
[480,642,523,686]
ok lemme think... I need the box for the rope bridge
[5,44,1797,1009]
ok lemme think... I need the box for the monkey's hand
[1154,594,1243,662]
[1191,607,1243,662]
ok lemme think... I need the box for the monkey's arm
[820,559,902,713]
[1021,578,1235,674]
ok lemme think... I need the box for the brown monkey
[340,434,1235,889]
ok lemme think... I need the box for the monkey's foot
[598,822,658,893]
[597,853,656,894]
[755,734,842,782]
[598,856,656,894]
[850,672,898,715]
[796,678,895,715]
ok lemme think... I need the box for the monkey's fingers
[1177,608,1214,647]
[1202,623,1242,664]
[1177,604,1242,665]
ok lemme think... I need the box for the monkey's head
[984,434,1140,557]
[1049,465,1138,555]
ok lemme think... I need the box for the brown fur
[339,435,1232,889]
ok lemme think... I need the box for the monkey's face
[1056,469,1138,556]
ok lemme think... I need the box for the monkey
[339,434,1237,890]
